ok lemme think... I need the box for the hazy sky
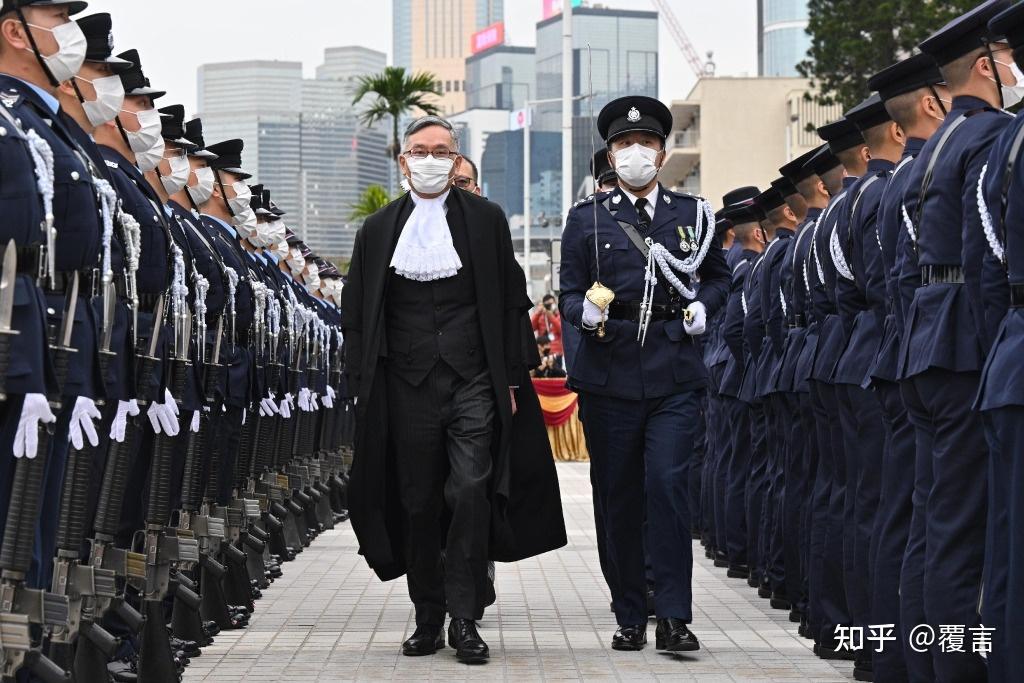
[92,0,758,115]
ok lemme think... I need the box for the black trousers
[387,363,494,626]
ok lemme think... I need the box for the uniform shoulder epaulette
[667,187,705,203]
[105,159,119,169]
[0,89,24,110]
[572,192,600,209]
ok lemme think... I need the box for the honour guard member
[975,4,1024,680]
[830,93,901,683]
[899,2,1015,678]
[560,96,729,651]
[862,53,947,683]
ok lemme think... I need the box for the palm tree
[349,185,395,223]
[352,67,443,192]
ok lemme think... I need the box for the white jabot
[389,190,463,282]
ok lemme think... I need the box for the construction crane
[649,0,716,78]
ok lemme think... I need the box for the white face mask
[160,154,190,195]
[77,74,124,127]
[187,166,215,206]
[613,143,661,188]
[233,207,257,235]
[25,20,86,84]
[273,239,289,260]
[302,266,320,292]
[993,59,1024,108]
[134,136,164,173]
[121,108,163,154]
[405,155,454,195]
[286,248,305,275]
[228,181,252,216]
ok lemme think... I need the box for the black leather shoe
[770,594,792,611]
[402,625,444,656]
[758,585,773,599]
[448,618,488,664]
[655,618,700,652]
[611,624,646,651]
[788,608,803,623]
[747,573,761,588]
[727,563,750,579]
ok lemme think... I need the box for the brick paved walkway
[184,463,852,682]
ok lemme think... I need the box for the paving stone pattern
[185,463,852,682]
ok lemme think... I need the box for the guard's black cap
[722,186,760,207]
[77,13,132,72]
[206,139,252,180]
[780,145,824,183]
[285,228,302,247]
[257,189,276,218]
[771,176,799,198]
[868,53,945,102]
[116,49,165,99]
[754,186,786,214]
[807,144,842,176]
[248,184,264,214]
[158,105,197,151]
[269,199,285,217]
[844,93,892,132]
[1,0,87,16]
[818,117,864,154]
[597,96,673,143]
[714,211,734,236]
[919,0,1010,66]
[990,0,1024,52]
[320,262,341,279]
[183,118,218,160]
[591,149,617,187]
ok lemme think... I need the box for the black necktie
[635,197,651,232]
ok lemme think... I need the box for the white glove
[582,299,608,329]
[241,407,247,425]
[110,399,140,443]
[163,388,179,418]
[279,395,292,419]
[322,386,335,409]
[147,395,180,437]
[14,393,56,459]
[259,392,279,417]
[298,387,312,412]
[683,301,707,336]
[190,410,201,433]
[310,393,320,411]
[69,396,102,450]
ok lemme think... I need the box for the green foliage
[352,66,443,159]
[798,0,980,110]
[349,185,395,223]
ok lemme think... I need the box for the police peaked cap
[718,186,763,224]
[919,0,1010,66]
[771,176,799,198]
[183,118,218,160]
[116,49,165,99]
[248,184,265,213]
[868,53,945,102]
[990,0,1024,52]
[77,13,132,72]
[722,186,760,208]
[807,144,841,176]
[597,96,673,143]
[206,139,252,180]
[780,145,825,183]
[754,186,786,214]
[1,0,87,16]
[844,93,892,132]
[158,105,197,151]
[591,149,616,186]
[285,228,302,247]
[817,117,864,155]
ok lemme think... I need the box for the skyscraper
[391,0,504,114]
[197,48,389,258]
[758,0,811,77]
[533,6,659,204]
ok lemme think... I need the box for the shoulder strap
[601,197,649,258]
[844,173,885,256]
[910,111,975,241]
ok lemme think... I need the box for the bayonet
[0,240,18,335]
[59,271,79,350]
[100,276,115,354]
[147,294,164,361]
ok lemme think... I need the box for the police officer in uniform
[559,96,729,651]
[898,3,1015,678]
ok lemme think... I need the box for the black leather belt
[789,313,806,329]
[47,268,95,295]
[1010,283,1024,308]
[0,243,41,276]
[921,264,964,285]
[609,300,682,322]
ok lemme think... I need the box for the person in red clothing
[531,294,563,355]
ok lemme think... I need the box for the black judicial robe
[341,188,567,581]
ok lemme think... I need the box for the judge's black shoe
[655,618,700,652]
[402,625,445,656]
[448,618,488,664]
[611,625,647,651]
[727,564,750,579]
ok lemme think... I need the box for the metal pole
[524,107,532,299]
[561,3,574,218]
